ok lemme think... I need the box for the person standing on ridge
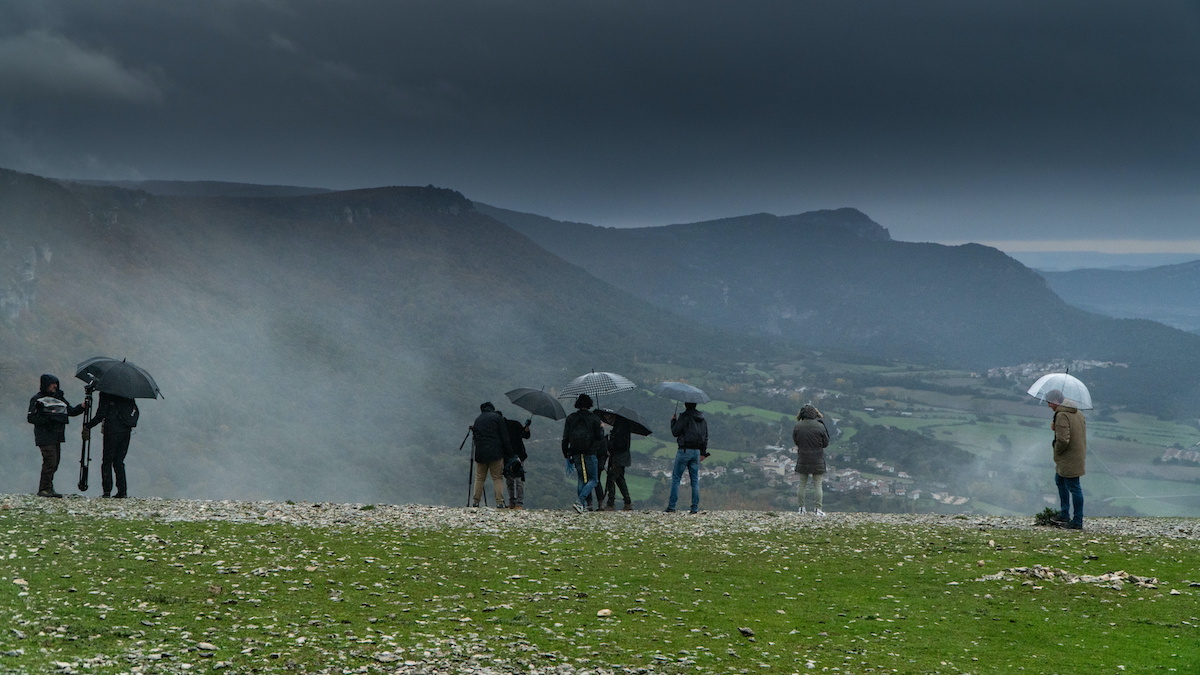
[84,392,140,498]
[666,401,708,514]
[27,374,88,498]
[792,404,830,516]
[1045,389,1086,529]
[503,415,531,509]
[561,394,604,514]
[601,410,634,511]
[470,402,513,508]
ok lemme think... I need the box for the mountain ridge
[478,202,1200,417]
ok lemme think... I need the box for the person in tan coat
[1046,389,1086,529]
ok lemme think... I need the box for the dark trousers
[1055,473,1083,527]
[101,431,131,496]
[605,465,630,505]
[38,444,61,493]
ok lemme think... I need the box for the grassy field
[1,498,1197,674]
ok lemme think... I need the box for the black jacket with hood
[27,374,85,446]
[671,407,708,451]
[471,405,514,464]
[86,393,140,435]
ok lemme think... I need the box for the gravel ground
[3,493,1197,540]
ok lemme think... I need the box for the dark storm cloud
[1,0,1198,241]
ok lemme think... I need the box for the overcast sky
[1,1,1198,247]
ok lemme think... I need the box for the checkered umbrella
[558,371,636,399]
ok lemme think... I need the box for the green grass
[1,504,1198,674]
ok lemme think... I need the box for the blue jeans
[667,448,700,512]
[575,454,598,507]
[1055,473,1083,527]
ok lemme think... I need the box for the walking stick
[461,429,473,507]
[77,384,95,492]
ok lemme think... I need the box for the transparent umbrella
[1027,373,1093,410]
[652,381,710,404]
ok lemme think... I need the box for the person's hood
[686,409,705,421]
[40,374,60,393]
[1056,405,1080,415]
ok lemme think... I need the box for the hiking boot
[113,494,128,499]
[603,503,616,511]
[510,505,523,510]
[623,502,633,511]
[37,490,62,498]
[1049,514,1070,527]
[101,493,112,498]
[664,508,676,513]
[1066,521,1083,530]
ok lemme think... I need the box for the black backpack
[680,413,708,451]
[566,412,595,455]
[100,394,139,429]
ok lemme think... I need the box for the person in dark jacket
[561,394,604,514]
[27,374,88,498]
[503,415,531,509]
[470,402,513,508]
[84,392,140,498]
[792,404,831,516]
[601,410,633,511]
[666,401,708,514]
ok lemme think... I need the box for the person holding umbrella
[599,409,637,511]
[667,401,709,514]
[27,374,88,498]
[84,393,140,498]
[74,357,161,498]
[503,415,531,509]
[1045,388,1087,530]
[562,394,604,514]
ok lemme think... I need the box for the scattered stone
[738,627,755,637]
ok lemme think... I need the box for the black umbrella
[505,387,567,421]
[75,357,163,399]
[652,381,710,404]
[597,406,652,436]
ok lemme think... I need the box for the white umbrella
[1027,373,1093,410]
[558,371,636,399]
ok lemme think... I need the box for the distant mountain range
[1041,261,1200,334]
[478,203,1200,417]
[6,168,1200,509]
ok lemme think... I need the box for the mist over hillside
[480,203,1200,417]
[0,169,765,503]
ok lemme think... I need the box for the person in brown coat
[1046,389,1086,529]
[793,404,830,516]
